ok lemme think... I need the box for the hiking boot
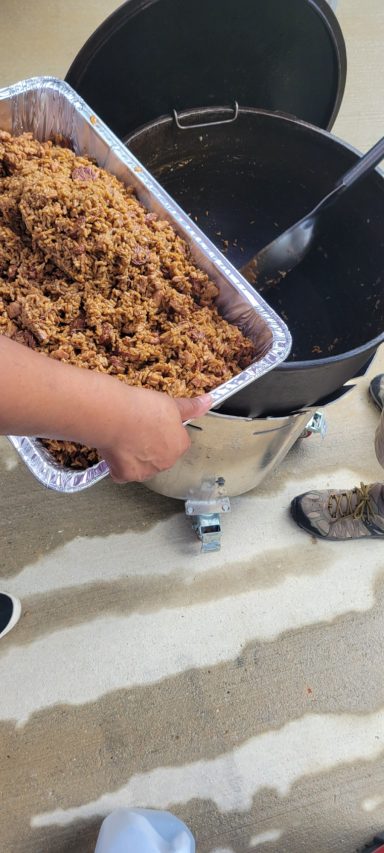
[369,374,384,411]
[291,482,384,540]
[0,592,21,639]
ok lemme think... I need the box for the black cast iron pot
[126,108,384,416]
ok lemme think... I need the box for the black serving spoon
[240,134,384,291]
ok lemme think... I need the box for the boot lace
[327,482,375,523]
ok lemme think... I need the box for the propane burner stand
[181,409,326,551]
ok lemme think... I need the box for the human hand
[97,384,212,483]
[0,336,211,484]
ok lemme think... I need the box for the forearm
[0,335,121,446]
[0,335,211,483]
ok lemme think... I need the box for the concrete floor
[1,2,384,851]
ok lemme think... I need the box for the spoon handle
[336,135,384,192]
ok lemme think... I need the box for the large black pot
[66,0,383,416]
[126,108,384,416]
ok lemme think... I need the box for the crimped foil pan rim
[7,436,109,492]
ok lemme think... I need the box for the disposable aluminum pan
[1,77,291,492]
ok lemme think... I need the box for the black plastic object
[361,834,384,853]
[127,108,384,417]
[0,593,13,635]
[66,0,346,139]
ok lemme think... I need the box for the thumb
[175,393,212,423]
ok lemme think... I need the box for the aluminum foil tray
[1,77,291,492]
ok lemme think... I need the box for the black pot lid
[66,0,346,141]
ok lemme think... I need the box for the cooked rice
[0,131,256,469]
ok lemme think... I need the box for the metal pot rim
[126,105,384,184]
[278,331,384,370]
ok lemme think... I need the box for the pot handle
[173,102,239,130]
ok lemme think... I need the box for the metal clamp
[191,513,223,552]
[173,102,239,131]
[300,410,327,439]
[185,480,231,552]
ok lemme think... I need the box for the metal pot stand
[146,390,349,552]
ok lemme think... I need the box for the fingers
[98,389,211,484]
[102,447,187,484]
[174,393,212,423]
[101,454,159,484]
